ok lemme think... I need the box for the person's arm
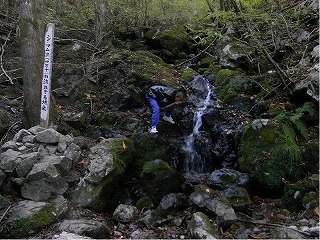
[161,101,183,110]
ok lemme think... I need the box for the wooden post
[40,23,54,128]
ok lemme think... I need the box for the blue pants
[146,94,172,127]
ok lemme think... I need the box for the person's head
[174,89,187,103]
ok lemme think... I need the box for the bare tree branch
[0,30,14,84]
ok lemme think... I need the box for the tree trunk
[94,0,107,46]
[19,0,44,128]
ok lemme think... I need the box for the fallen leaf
[315,206,319,216]
[267,213,281,222]
[122,141,127,150]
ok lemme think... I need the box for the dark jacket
[146,86,176,107]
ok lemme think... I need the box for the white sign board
[40,23,54,128]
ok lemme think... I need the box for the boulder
[188,212,220,239]
[71,136,134,212]
[189,184,236,226]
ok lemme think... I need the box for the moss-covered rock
[200,57,214,68]
[130,133,169,171]
[71,137,134,212]
[0,200,64,238]
[238,119,304,193]
[282,174,319,212]
[154,25,188,51]
[141,159,184,205]
[136,196,154,210]
[181,68,198,81]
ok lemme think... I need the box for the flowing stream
[183,76,216,174]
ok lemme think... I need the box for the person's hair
[174,89,187,101]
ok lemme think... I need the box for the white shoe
[163,116,175,124]
[149,126,158,133]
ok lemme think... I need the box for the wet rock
[206,168,249,189]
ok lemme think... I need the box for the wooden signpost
[40,23,54,128]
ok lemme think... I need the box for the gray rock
[58,219,110,238]
[311,45,319,60]
[0,149,21,172]
[188,212,219,239]
[252,119,269,130]
[4,199,64,237]
[35,128,62,144]
[41,155,72,175]
[159,193,188,212]
[220,187,250,211]
[7,200,49,222]
[64,143,81,167]
[0,140,17,152]
[206,168,249,189]
[57,135,74,153]
[50,195,69,219]
[0,169,5,186]
[22,135,36,143]
[271,226,309,239]
[21,177,68,201]
[13,129,32,142]
[53,232,92,239]
[16,152,41,177]
[21,179,53,201]
[28,125,46,135]
[189,185,236,226]
[113,204,138,223]
[27,162,61,182]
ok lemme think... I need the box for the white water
[184,77,214,173]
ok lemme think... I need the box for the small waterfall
[183,76,216,174]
